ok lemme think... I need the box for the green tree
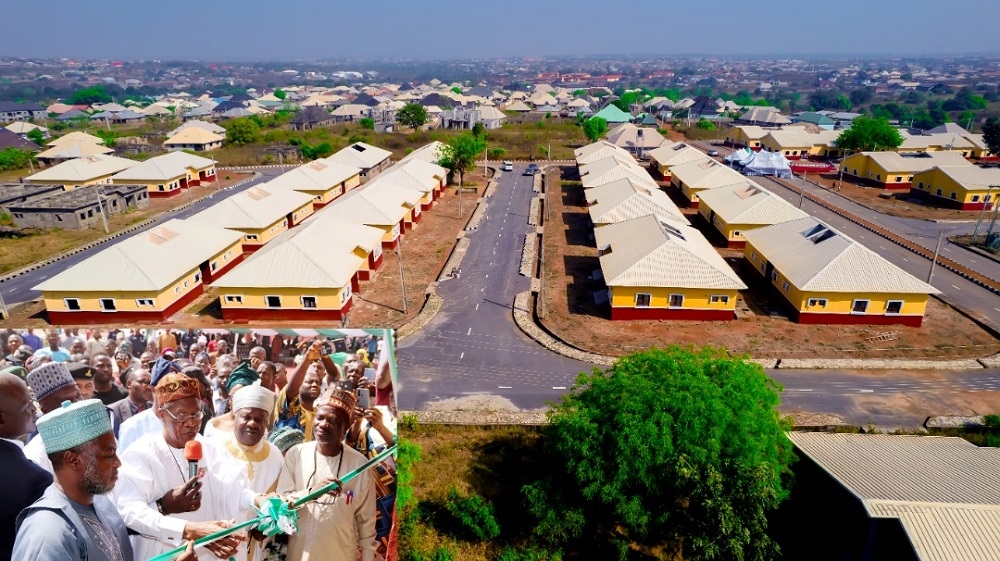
[982,117,1000,157]
[451,86,462,94]
[69,85,112,105]
[523,347,794,560]
[849,88,873,107]
[273,88,287,100]
[471,122,485,139]
[697,118,715,130]
[224,117,261,145]
[439,132,486,187]
[359,118,375,130]
[396,103,428,131]
[0,147,35,172]
[836,94,852,110]
[26,128,45,146]
[835,116,904,152]
[582,116,608,142]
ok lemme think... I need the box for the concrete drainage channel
[0,171,262,287]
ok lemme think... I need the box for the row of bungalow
[576,135,939,326]
[33,141,451,324]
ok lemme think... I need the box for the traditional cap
[181,366,212,392]
[68,362,94,381]
[0,365,28,380]
[232,385,276,413]
[154,372,201,405]
[150,358,182,386]
[315,387,357,421]
[26,362,75,400]
[37,399,112,454]
[162,348,176,358]
[226,361,259,393]
[268,427,305,453]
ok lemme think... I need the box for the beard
[81,462,115,495]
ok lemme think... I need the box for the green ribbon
[147,444,397,561]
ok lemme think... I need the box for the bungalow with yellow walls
[696,182,808,248]
[594,214,746,320]
[375,158,448,209]
[579,155,658,190]
[26,154,137,189]
[33,219,244,324]
[266,159,361,207]
[963,133,997,161]
[895,131,976,157]
[669,158,747,207]
[759,128,842,160]
[723,125,767,150]
[647,142,710,180]
[186,183,315,251]
[110,151,217,197]
[574,140,632,165]
[585,177,688,228]
[317,189,406,248]
[163,127,224,152]
[325,142,393,183]
[910,165,1000,211]
[212,217,384,321]
[356,179,423,228]
[839,151,972,190]
[742,217,939,326]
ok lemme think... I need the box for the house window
[301,296,318,308]
[770,270,778,282]
[886,300,904,315]
[936,189,943,196]
[99,298,117,311]
[136,299,154,307]
[158,184,165,191]
[895,176,902,183]
[64,298,81,311]
[194,272,201,282]
[211,261,218,271]
[807,298,828,308]
[635,293,652,307]
[851,299,870,314]
[80,213,86,219]
[918,181,924,189]
[710,295,729,304]
[733,230,741,237]
[174,287,180,294]
[341,286,352,305]
[908,176,913,181]
[972,195,980,202]
[56,214,63,222]
[183,280,189,288]
[246,234,259,241]
[225,295,243,304]
[876,174,881,181]
[266,295,281,308]
[781,281,790,292]
[950,192,957,200]
[668,294,684,308]
[852,169,857,175]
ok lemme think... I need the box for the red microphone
[183,440,202,479]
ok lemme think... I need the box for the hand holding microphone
[160,441,204,515]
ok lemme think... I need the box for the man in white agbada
[115,373,265,561]
[219,385,283,561]
[276,387,377,561]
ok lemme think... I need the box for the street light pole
[927,230,944,284]
[94,185,109,234]
[397,236,408,314]
[972,185,997,244]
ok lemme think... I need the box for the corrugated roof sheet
[593,214,746,290]
[326,142,392,169]
[605,123,667,150]
[187,184,313,229]
[899,131,976,150]
[36,140,114,160]
[670,158,747,190]
[897,505,1000,561]
[317,189,405,226]
[696,182,808,226]
[34,219,243,292]
[852,151,972,174]
[400,141,447,165]
[647,143,711,168]
[27,154,137,182]
[112,151,215,181]
[742,217,939,294]
[267,160,360,193]
[586,178,687,227]
[163,127,224,146]
[46,131,105,147]
[575,140,633,165]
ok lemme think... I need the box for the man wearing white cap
[220,385,283,561]
[24,362,84,474]
[13,399,132,561]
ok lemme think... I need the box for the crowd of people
[0,328,399,561]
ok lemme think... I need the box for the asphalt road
[1,166,288,306]
[397,164,593,411]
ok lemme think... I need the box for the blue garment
[0,439,52,559]
[14,485,132,561]
[21,333,42,352]
[34,346,71,363]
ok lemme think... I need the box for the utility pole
[927,230,944,284]
[397,237,408,314]
[972,185,997,244]
[94,185,109,233]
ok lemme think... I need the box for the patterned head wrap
[314,387,357,422]
[154,372,201,406]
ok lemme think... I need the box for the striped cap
[37,399,112,454]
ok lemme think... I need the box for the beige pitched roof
[593,214,746,290]
[605,123,667,151]
[899,131,975,150]
[326,142,392,169]
[112,151,215,181]
[5,122,47,134]
[375,160,446,195]
[27,154,136,182]
[212,217,382,289]
[187,184,313,229]
[318,189,407,227]
[267,160,360,193]
[34,219,242,292]
[36,140,114,160]
[400,141,446,165]
[932,165,1000,189]
[648,142,711,168]
[163,127,224,146]
[696,182,808,226]
[586,178,687,227]
[357,179,422,209]
[503,100,532,112]
[167,120,226,137]
[727,125,768,140]
[856,151,972,174]
[46,131,105,147]
[763,128,840,148]
[669,158,747,190]
[742,217,939,294]
[574,140,632,164]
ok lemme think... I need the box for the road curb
[397,294,444,341]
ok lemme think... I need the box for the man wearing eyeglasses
[115,373,258,561]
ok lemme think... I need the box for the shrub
[445,486,500,540]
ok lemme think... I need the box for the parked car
[524,163,539,176]
[502,160,513,171]
[707,149,720,157]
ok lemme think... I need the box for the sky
[4,0,1000,61]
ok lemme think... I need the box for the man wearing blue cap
[12,399,132,561]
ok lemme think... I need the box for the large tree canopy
[439,132,486,186]
[582,116,608,142]
[982,117,1000,157]
[396,103,428,131]
[835,116,904,152]
[524,346,795,561]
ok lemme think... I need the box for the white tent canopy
[740,150,792,178]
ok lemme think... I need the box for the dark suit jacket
[0,439,53,559]
[109,398,149,438]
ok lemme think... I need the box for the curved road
[397,164,592,411]
[1,166,290,306]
